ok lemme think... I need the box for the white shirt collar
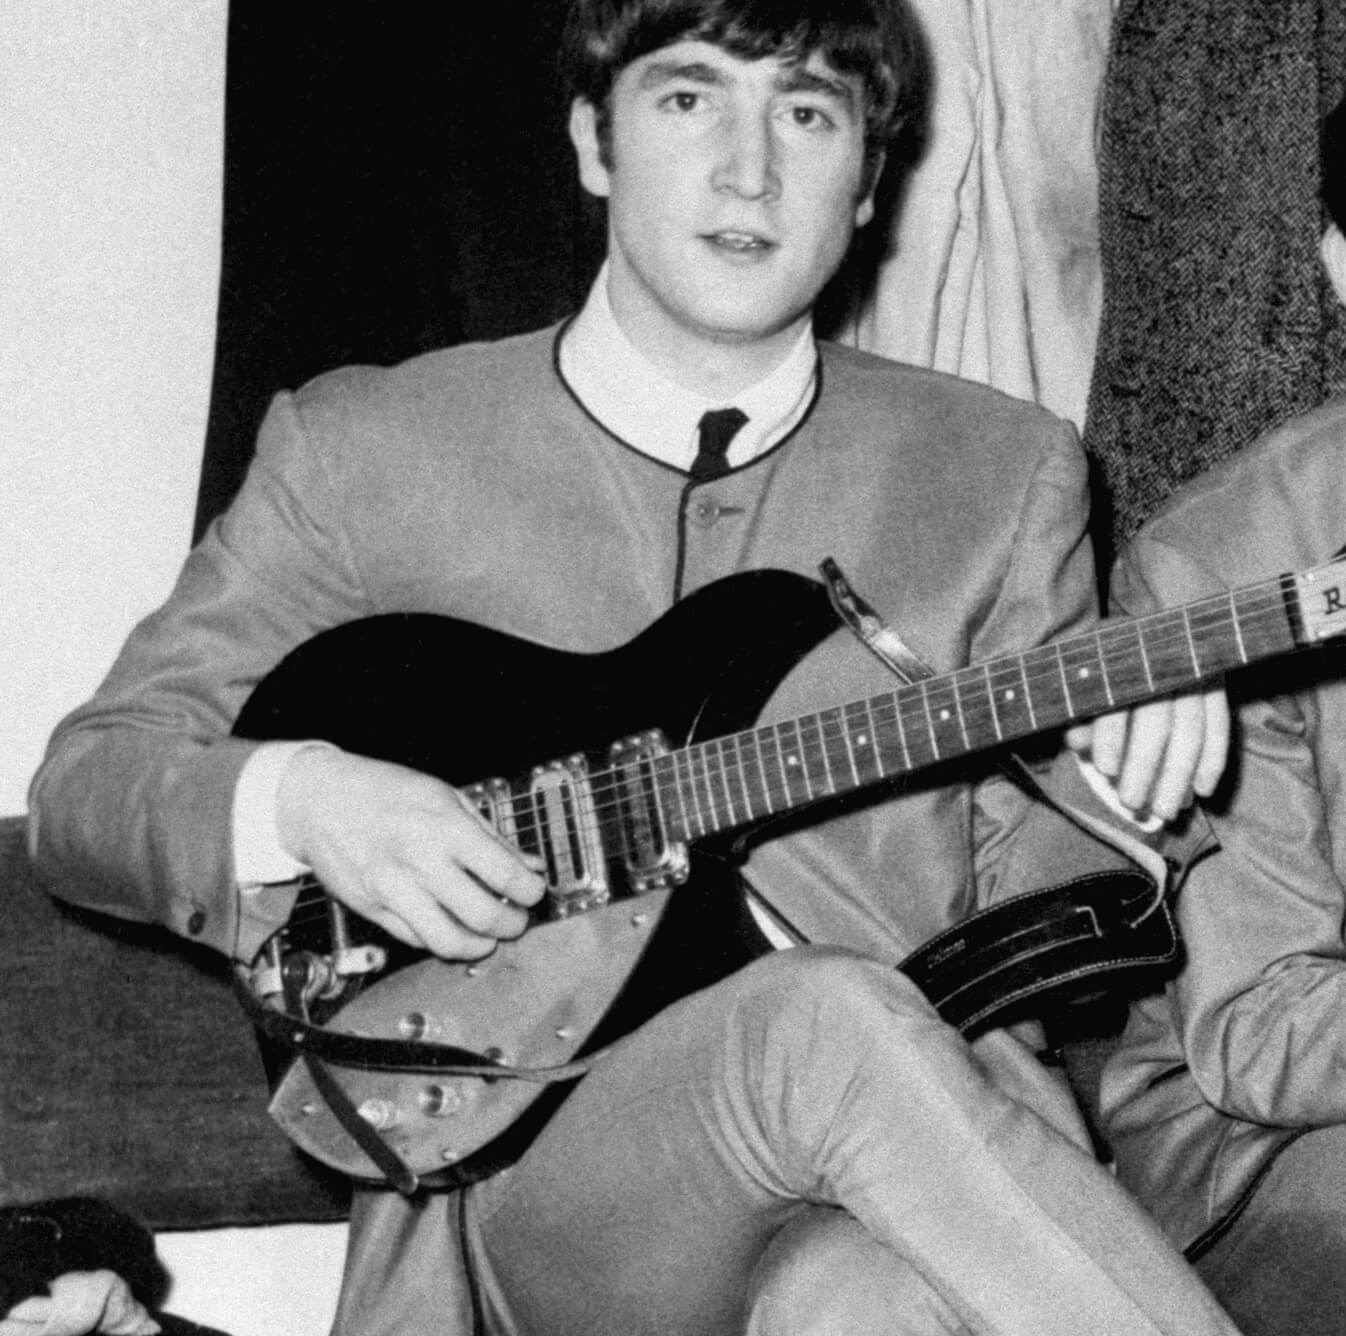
[558,263,818,472]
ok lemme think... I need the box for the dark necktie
[690,407,749,484]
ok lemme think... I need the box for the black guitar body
[235,568,839,1027]
[233,569,1179,1186]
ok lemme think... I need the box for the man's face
[570,39,877,374]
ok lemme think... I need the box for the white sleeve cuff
[1076,755,1164,833]
[232,739,334,890]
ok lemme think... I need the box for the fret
[861,695,905,775]
[818,706,853,794]
[1183,597,1242,682]
[1230,581,1299,663]
[984,656,1035,739]
[729,732,762,822]
[839,702,864,786]
[776,719,814,806]
[1022,643,1069,729]
[849,698,889,783]
[748,729,776,816]
[952,665,999,753]
[679,747,707,838]
[916,680,940,761]
[697,744,721,831]
[1054,642,1075,718]
[759,723,789,813]
[983,663,1004,742]
[799,713,836,797]
[1181,607,1202,677]
[1056,632,1113,719]
[713,737,739,827]
[894,688,936,769]
[1095,619,1152,710]
[1137,609,1203,694]
[1229,591,1248,665]
[949,675,972,751]
[884,692,913,772]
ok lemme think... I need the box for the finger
[1078,710,1129,779]
[1139,694,1207,820]
[452,792,547,905]
[423,869,534,939]
[372,867,503,960]
[1114,697,1175,814]
[1193,688,1230,796]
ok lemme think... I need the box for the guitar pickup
[527,757,610,916]
[608,731,690,893]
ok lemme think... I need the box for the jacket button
[187,909,207,935]
[690,497,721,528]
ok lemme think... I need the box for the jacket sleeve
[965,418,1142,907]
[1112,536,1346,1126]
[28,389,372,963]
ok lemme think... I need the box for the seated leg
[1195,1123,1346,1336]
[746,1206,971,1336]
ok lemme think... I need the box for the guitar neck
[659,567,1334,841]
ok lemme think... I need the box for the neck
[605,284,810,401]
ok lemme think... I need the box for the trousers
[333,949,1237,1335]
[1193,1123,1346,1336]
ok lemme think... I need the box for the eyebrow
[636,60,726,91]
[773,65,859,112]
[636,58,860,115]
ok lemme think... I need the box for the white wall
[1,7,347,1333]
[1,0,221,815]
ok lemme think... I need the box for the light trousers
[1193,1123,1346,1336]
[334,949,1238,1335]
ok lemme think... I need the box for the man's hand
[1064,686,1229,821]
[275,747,545,960]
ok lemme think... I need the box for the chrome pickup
[608,731,690,893]
[528,756,609,916]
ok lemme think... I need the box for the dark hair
[560,0,923,168]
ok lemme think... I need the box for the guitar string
[276,579,1328,930]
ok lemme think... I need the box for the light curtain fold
[847,0,1114,431]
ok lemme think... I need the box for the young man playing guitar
[30,1,1237,1332]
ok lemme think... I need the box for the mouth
[702,230,776,254]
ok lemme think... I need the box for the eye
[662,90,704,113]
[788,104,837,131]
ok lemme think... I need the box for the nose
[711,110,779,201]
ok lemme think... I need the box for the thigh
[746,1207,971,1336]
[1195,1124,1346,1336]
[468,953,846,1336]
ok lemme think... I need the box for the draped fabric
[1084,0,1346,560]
[845,0,1115,434]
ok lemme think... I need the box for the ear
[569,98,612,199]
[854,150,885,229]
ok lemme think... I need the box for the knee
[747,1208,967,1336]
[731,947,946,1047]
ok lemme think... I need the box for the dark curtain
[195,3,605,537]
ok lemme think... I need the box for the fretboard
[656,570,1315,841]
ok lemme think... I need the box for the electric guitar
[233,559,1346,1190]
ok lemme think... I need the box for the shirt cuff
[1075,756,1164,834]
[232,739,333,889]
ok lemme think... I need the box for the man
[1095,114,1346,1336]
[29,2,1234,1332]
